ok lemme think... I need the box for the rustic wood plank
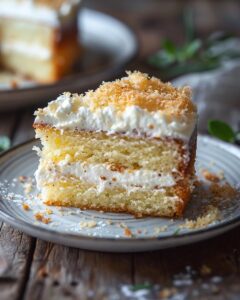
[133,227,240,298]
[24,241,133,300]
[0,111,36,300]
[0,224,35,300]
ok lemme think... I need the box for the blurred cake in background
[0,0,82,83]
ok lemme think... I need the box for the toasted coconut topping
[83,71,196,115]
[34,71,197,140]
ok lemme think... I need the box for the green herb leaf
[208,120,235,143]
[131,283,152,291]
[148,50,175,68]
[0,136,10,152]
[162,39,177,56]
[184,39,202,58]
[147,10,240,79]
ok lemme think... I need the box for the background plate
[0,136,239,252]
[0,8,138,111]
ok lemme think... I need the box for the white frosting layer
[34,94,197,141]
[35,160,176,193]
[0,0,81,27]
[1,41,51,60]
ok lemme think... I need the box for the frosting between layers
[35,160,176,193]
[34,94,197,141]
[1,41,51,60]
[0,0,81,27]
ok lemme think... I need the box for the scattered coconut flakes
[22,203,30,211]
[117,222,127,228]
[154,225,168,234]
[180,205,220,230]
[201,169,221,183]
[23,182,33,194]
[45,208,53,215]
[79,221,97,228]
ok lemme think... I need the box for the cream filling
[35,161,176,194]
[0,0,81,28]
[34,94,197,141]
[0,41,52,60]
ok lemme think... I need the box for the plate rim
[0,135,239,243]
[0,8,139,96]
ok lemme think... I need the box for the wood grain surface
[1,1,240,299]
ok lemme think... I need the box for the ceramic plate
[0,8,138,111]
[0,136,239,252]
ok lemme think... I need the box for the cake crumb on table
[34,212,52,224]
[124,227,133,237]
[180,205,220,229]
[45,208,53,215]
[23,182,33,194]
[154,225,168,234]
[42,217,52,224]
[79,221,97,228]
[201,169,221,183]
[18,176,27,183]
[22,203,30,211]
[118,222,127,229]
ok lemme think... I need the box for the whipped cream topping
[35,160,176,194]
[1,41,51,60]
[34,93,197,141]
[0,0,81,28]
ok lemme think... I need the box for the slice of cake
[33,71,197,217]
[0,0,81,83]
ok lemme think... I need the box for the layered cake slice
[0,0,81,83]
[34,71,197,217]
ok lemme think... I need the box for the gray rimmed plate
[0,135,239,252]
[0,8,138,111]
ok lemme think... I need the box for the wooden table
[1,1,240,299]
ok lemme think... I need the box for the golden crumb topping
[84,71,196,115]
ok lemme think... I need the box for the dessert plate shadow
[0,8,138,111]
[0,135,239,252]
